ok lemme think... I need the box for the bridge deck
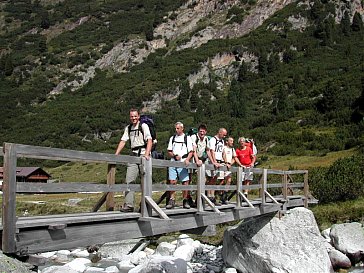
[0,196,308,255]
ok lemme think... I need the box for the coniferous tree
[351,12,363,32]
[341,11,351,36]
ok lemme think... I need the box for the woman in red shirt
[235,137,256,197]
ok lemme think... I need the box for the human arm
[115,140,126,155]
[144,138,153,160]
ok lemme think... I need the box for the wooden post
[282,171,288,200]
[304,171,309,208]
[2,143,17,253]
[141,157,153,217]
[261,169,267,205]
[236,166,243,208]
[106,164,116,211]
[197,164,206,212]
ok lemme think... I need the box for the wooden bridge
[0,143,311,256]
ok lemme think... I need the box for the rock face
[0,251,32,273]
[330,222,364,264]
[223,207,333,273]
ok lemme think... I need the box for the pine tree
[340,11,351,36]
[351,12,363,32]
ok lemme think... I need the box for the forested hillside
[0,0,363,164]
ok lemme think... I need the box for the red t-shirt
[236,147,253,166]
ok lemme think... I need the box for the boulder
[330,222,364,264]
[155,242,176,256]
[0,251,32,273]
[328,249,352,269]
[174,244,195,261]
[223,208,333,273]
[41,265,79,273]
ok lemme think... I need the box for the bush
[309,155,364,204]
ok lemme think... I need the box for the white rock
[105,265,119,272]
[64,257,91,272]
[144,247,155,256]
[223,208,333,273]
[117,259,135,273]
[129,256,187,273]
[192,240,203,254]
[85,267,105,272]
[73,250,90,258]
[174,244,195,262]
[39,252,57,259]
[41,265,79,273]
[176,234,194,248]
[328,249,352,270]
[224,268,237,273]
[130,250,147,265]
[57,250,71,256]
[322,228,331,240]
[330,222,364,264]
[155,242,176,256]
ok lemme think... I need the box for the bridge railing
[1,142,308,253]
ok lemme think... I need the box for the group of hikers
[115,108,256,212]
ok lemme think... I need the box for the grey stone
[0,252,32,273]
[99,239,141,259]
[223,208,333,273]
[330,222,364,264]
[174,244,195,261]
[41,265,79,273]
[329,249,352,270]
[129,255,187,273]
[155,242,176,256]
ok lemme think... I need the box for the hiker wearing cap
[235,137,256,198]
[166,121,194,209]
[115,108,152,212]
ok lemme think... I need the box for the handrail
[1,142,309,254]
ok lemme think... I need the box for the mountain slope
[0,0,363,163]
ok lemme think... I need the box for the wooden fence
[1,143,309,254]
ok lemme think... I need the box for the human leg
[121,163,139,211]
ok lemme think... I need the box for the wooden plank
[15,182,141,193]
[106,164,116,211]
[2,143,17,253]
[144,196,170,220]
[304,171,309,208]
[141,157,153,217]
[201,194,221,214]
[236,166,243,208]
[238,191,254,208]
[261,169,268,205]
[13,204,280,255]
[12,143,140,164]
[92,193,108,212]
[197,164,205,213]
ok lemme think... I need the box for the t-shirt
[167,134,193,162]
[208,136,225,162]
[236,146,254,166]
[223,146,236,164]
[121,122,151,154]
[190,134,208,159]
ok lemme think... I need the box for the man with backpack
[166,121,194,209]
[115,108,153,212]
[206,128,228,205]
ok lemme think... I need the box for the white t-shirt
[121,122,151,154]
[190,134,208,159]
[223,146,236,164]
[167,134,193,162]
[208,136,225,162]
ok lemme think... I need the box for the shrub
[309,155,364,204]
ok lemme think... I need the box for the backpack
[128,114,157,150]
[187,127,198,136]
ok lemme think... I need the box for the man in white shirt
[206,128,227,205]
[166,122,193,209]
[115,109,152,212]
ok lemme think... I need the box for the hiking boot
[208,197,220,206]
[220,192,228,205]
[120,204,134,213]
[183,199,191,209]
[166,199,175,209]
[187,197,196,208]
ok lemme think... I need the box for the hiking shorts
[168,166,189,182]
